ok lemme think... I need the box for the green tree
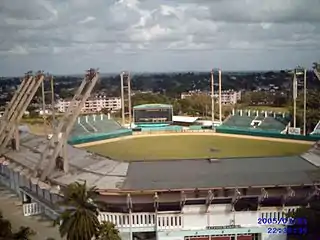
[57,181,100,240]
[131,93,171,107]
[0,212,35,240]
[289,89,320,132]
[98,221,121,240]
[0,211,12,239]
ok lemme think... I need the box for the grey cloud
[0,0,319,76]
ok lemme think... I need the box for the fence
[215,126,320,141]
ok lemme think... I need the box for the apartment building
[56,96,121,113]
[181,90,241,104]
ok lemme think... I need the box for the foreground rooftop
[2,132,320,192]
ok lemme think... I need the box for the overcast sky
[1,0,320,76]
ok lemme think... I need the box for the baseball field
[84,134,312,161]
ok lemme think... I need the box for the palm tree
[57,181,100,240]
[10,227,35,240]
[98,221,121,240]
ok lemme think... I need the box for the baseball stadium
[0,70,320,240]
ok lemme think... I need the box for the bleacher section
[223,115,255,128]
[68,114,132,145]
[220,109,288,132]
[259,117,286,131]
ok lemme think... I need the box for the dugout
[133,104,173,125]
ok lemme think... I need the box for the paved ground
[0,185,62,240]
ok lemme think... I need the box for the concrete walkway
[0,185,63,240]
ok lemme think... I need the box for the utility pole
[303,69,307,135]
[218,69,222,123]
[211,70,214,125]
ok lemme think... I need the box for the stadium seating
[259,117,286,131]
[68,114,132,144]
[220,110,288,132]
[254,115,265,121]
[223,115,255,128]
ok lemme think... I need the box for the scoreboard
[134,108,173,124]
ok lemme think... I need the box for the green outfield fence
[68,129,132,145]
[215,126,320,141]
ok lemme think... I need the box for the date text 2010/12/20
[258,217,307,225]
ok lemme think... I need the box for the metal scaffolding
[35,68,100,181]
[120,71,132,126]
[0,71,45,153]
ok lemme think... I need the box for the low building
[56,96,121,113]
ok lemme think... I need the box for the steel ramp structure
[0,72,45,153]
[35,68,99,181]
[0,73,33,136]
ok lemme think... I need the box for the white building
[56,96,121,113]
[181,90,241,105]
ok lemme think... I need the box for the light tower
[292,70,298,128]
[210,70,215,125]
[120,71,132,126]
[218,69,222,123]
[40,74,56,135]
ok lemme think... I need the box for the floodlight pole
[303,69,307,135]
[120,72,125,126]
[211,70,214,124]
[293,70,297,128]
[218,69,222,123]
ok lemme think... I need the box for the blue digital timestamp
[258,217,307,225]
[267,227,307,235]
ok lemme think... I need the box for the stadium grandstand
[68,114,132,144]
[219,109,289,133]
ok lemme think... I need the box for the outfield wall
[215,126,320,142]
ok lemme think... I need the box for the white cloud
[0,0,320,75]
[78,16,96,24]
[8,46,29,55]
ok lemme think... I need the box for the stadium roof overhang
[172,116,199,123]
[133,104,173,110]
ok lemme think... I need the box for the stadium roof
[2,132,320,191]
[123,155,320,190]
[172,116,199,123]
[133,104,172,109]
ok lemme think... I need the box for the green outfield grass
[85,135,311,161]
